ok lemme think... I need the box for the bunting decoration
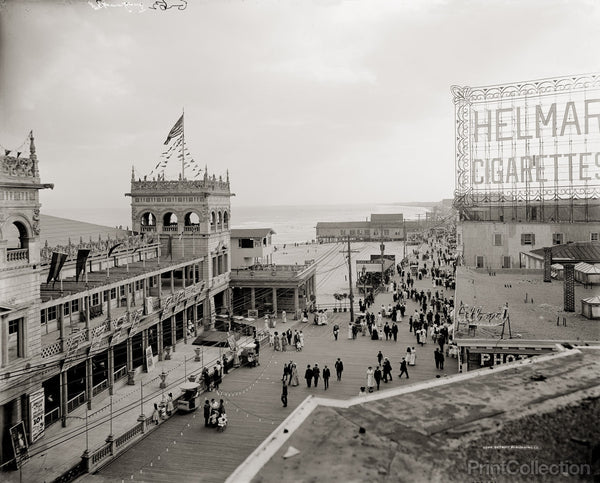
[75,249,91,282]
[164,114,184,145]
[108,243,123,257]
[46,252,68,285]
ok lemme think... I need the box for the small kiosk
[177,382,201,412]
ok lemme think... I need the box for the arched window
[217,211,222,228]
[141,212,156,226]
[184,212,200,226]
[223,211,229,229]
[5,220,30,262]
[163,212,178,226]
[210,212,216,231]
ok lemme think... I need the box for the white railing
[7,248,29,262]
[114,365,127,381]
[162,225,179,232]
[140,225,156,232]
[92,379,108,396]
[67,391,86,413]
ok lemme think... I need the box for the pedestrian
[290,363,299,386]
[409,347,417,366]
[203,399,210,427]
[333,324,339,341]
[281,334,288,352]
[152,403,160,425]
[347,322,353,339]
[374,366,382,390]
[322,365,331,390]
[391,322,398,342]
[439,349,445,370]
[166,393,174,416]
[366,366,374,393]
[281,380,288,407]
[399,358,409,379]
[377,350,383,366]
[213,366,221,390]
[434,348,440,369]
[305,365,313,388]
[313,363,320,388]
[282,310,287,323]
[382,358,392,383]
[335,358,344,381]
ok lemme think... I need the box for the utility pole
[403,218,407,261]
[340,236,359,322]
[380,226,385,287]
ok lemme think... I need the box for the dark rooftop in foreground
[250,348,600,483]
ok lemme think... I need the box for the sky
[1,0,599,227]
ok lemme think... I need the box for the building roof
[454,266,599,342]
[315,221,372,229]
[233,348,599,482]
[40,214,129,247]
[530,241,600,263]
[230,228,275,239]
[370,213,403,222]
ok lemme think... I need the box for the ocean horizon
[43,202,430,246]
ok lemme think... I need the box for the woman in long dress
[290,363,299,386]
[348,322,353,339]
[405,347,412,363]
[274,332,281,351]
[281,335,287,352]
[269,331,274,347]
[366,367,374,392]
[409,347,416,366]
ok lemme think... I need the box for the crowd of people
[270,329,305,351]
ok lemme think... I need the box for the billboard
[452,73,600,202]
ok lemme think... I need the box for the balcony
[162,225,179,232]
[140,225,156,232]
[6,248,29,263]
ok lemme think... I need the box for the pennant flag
[164,114,184,145]
[47,252,68,284]
[75,249,91,282]
[108,243,123,257]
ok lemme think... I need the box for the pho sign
[452,73,600,201]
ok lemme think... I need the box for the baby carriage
[217,413,228,432]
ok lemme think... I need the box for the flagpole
[181,108,185,180]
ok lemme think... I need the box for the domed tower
[126,165,233,324]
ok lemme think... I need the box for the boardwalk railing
[67,392,86,413]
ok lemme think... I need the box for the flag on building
[75,249,91,282]
[46,252,68,285]
[164,114,184,145]
[108,243,122,258]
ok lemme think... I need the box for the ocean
[230,203,430,245]
[47,203,429,246]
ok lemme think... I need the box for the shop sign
[29,389,45,444]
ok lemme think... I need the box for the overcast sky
[1,0,598,226]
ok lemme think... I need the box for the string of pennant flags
[129,354,281,480]
[0,131,31,157]
[147,113,203,179]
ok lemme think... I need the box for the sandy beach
[272,240,413,306]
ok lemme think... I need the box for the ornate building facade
[0,135,232,468]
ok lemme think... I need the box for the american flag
[164,114,184,145]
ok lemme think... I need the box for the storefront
[457,340,562,372]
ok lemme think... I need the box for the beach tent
[574,262,600,285]
[581,296,600,319]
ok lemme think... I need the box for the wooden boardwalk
[93,275,456,483]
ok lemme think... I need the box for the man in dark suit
[312,363,320,388]
[322,365,331,390]
[335,358,344,381]
[281,380,288,407]
[304,365,313,388]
